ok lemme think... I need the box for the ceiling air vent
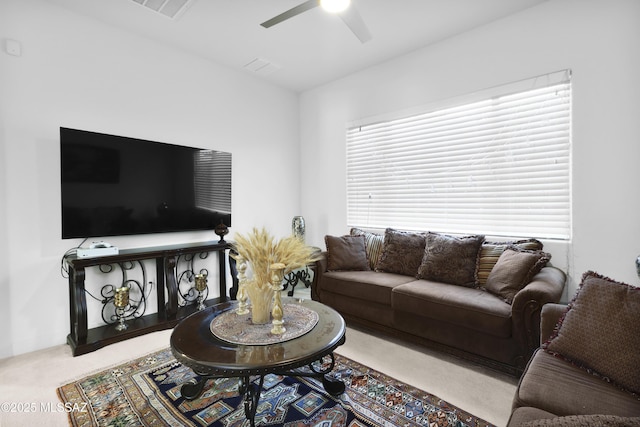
[243,58,281,76]
[130,0,195,20]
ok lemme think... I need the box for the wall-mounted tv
[60,127,231,239]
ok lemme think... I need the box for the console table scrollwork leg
[70,266,88,344]
[164,256,178,317]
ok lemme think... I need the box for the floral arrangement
[231,227,320,325]
[231,227,319,290]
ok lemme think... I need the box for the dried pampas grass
[232,227,319,289]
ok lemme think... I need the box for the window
[346,71,571,239]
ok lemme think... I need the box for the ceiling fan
[260,0,372,43]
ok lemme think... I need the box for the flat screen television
[60,127,231,239]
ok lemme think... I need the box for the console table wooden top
[66,240,232,267]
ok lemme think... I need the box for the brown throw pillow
[520,415,640,427]
[350,228,384,270]
[374,228,426,277]
[416,232,484,287]
[543,271,640,395]
[484,246,551,303]
[477,239,543,287]
[324,235,370,271]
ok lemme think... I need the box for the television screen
[60,127,231,239]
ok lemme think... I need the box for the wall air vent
[130,0,195,20]
[243,58,281,76]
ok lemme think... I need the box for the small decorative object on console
[113,286,130,331]
[214,221,229,243]
[292,216,305,242]
[194,273,208,310]
[636,255,640,279]
[77,241,119,258]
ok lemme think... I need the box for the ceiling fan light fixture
[320,0,351,14]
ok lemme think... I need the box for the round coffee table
[170,297,346,427]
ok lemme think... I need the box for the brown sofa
[508,272,640,426]
[311,228,566,375]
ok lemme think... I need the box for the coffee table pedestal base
[181,353,345,427]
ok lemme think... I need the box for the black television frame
[60,127,231,240]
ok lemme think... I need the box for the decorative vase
[246,283,274,324]
[636,255,640,279]
[214,221,229,243]
[292,216,305,242]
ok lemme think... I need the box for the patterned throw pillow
[477,239,543,287]
[350,228,384,270]
[484,246,551,304]
[374,228,426,277]
[543,271,640,395]
[416,232,485,287]
[324,235,370,271]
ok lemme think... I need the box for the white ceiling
[46,0,548,92]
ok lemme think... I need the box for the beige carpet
[0,311,517,427]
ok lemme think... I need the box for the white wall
[3,0,638,359]
[0,0,300,358]
[299,0,640,300]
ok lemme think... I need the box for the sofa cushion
[392,280,512,338]
[484,246,551,304]
[520,415,640,427]
[375,228,426,277]
[515,350,640,417]
[324,235,370,271]
[478,239,544,287]
[543,271,640,395]
[509,407,558,426]
[416,232,484,287]
[321,270,415,305]
[319,291,395,327]
[350,228,384,270]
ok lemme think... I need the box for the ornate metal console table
[65,241,237,356]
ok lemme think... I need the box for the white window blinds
[194,150,232,214]
[346,71,571,240]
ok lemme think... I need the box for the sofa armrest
[511,266,566,361]
[540,303,567,344]
[310,251,328,301]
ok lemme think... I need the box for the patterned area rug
[57,348,495,427]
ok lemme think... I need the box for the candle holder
[114,286,130,331]
[214,221,229,243]
[236,256,250,315]
[194,273,208,311]
[270,263,286,335]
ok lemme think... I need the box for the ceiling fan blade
[339,4,371,43]
[261,0,320,28]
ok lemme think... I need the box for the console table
[65,241,238,356]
